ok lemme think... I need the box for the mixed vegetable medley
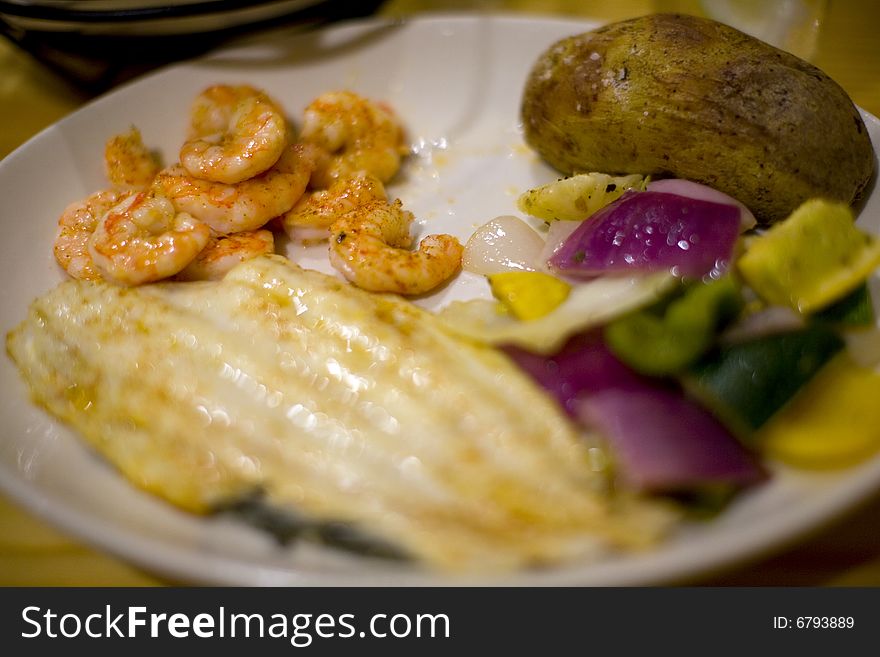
[450,172,880,512]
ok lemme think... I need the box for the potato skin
[521,13,875,224]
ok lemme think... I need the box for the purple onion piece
[536,218,580,271]
[503,331,643,415]
[574,388,765,492]
[504,332,765,492]
[548,190,741,279]
[647,178,756,230]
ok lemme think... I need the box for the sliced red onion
[503,330,642,415]
[548,190,741,280]
[536,219,580,271]
[505,331,764,492]
[647,179,757,230]
[575,388,765,492]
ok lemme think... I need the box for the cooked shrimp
[176,229,274,281]
[88,191,211,286]
[154,142,315,235]
[300,91,406,188]
[54,189,128,281]
[329,199,463,295]
[281,171,387,242]
[104,126,160,190]
[180,84,288,185]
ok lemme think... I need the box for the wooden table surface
[2,0,879,586]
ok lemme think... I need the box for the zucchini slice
[685,325,844,436]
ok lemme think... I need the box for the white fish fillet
[6,255,674,571]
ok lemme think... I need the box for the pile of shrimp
[54,84,462,295]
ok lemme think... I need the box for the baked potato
[521,13,875,224]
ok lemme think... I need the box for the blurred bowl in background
[0,0,385,91]
[0,0,335,36]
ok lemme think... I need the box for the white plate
[2,14,879,586]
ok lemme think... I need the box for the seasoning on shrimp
[300,91,407,188]
[88,191,211,286]
[104,126,161,190]
[54,189,128,281]
[154,142,315,235]
[176,229,274,281]
[329,198,463,296]
[281,171,387,240]
[180,84,289,185]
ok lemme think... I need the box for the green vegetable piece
[737,199,880,314]
[813,283,875,327]
[605,277,743,376]
[686,325,844,437]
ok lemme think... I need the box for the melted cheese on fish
[7,255,674,571]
